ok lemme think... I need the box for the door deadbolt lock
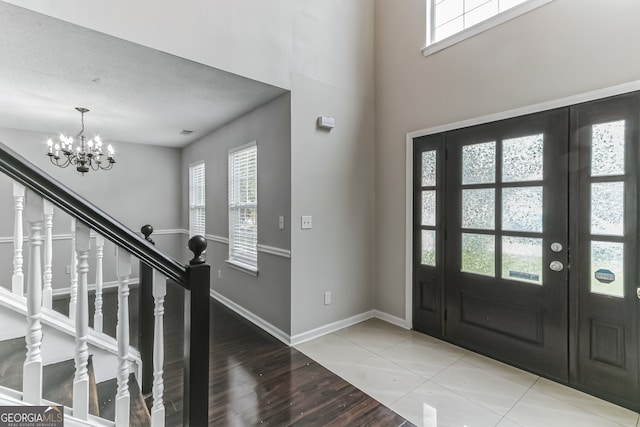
[637,288,640,300]
[550,242,563,253]
[549,261,564,272]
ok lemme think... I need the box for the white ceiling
[0,2,287,147]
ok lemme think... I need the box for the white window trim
[225,258,259,276]
[188,161,205,238]
[423,0,555,57]
[228,141,258,275]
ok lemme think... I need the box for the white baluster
[12,181,25,295]
[69,219,78,321]
[73,223,91,420]
[151,269,166,427]
[116,247,132,427]
[42,200,54,309]
[23,191,43,405]
[93,234,105,333]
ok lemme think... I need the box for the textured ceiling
[0,2,287,147]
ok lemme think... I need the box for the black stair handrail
[0,140,210,425]
[0,140,188,287]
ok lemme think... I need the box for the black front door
[413,91,640,410]
[443,108,570,382]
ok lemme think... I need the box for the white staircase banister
[69,218,79,322]
[73,223,91,420]
[23,190,43,405]
[151,269,166,427]
[12,181,25,295]
[42,199,54,309]
[93,234,105,333]
[115,247,132,427]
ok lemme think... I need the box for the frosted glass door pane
[592,120,625,177]
[591,241,624,298]
[422,150,437,186]
[462,142,496,184]
[502,236,542,285]
[421,230,436,266]
[502,134,543,182]
[422,191,436,226]
[461,233,495,276]
[591,182,624,236]
[462,189,495,229]
[502,187,543,232]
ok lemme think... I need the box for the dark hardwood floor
[55,283,413,426]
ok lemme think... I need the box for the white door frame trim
[404,79,640,330]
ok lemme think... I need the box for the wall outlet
[301,215,312,229]
[324,291,331,305]
[65,265,71,275]
[279,216,285,230]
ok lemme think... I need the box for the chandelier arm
[51,156,72,168]
[100,161,114,171]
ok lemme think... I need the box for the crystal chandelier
[46,107,115,174]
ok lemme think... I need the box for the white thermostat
[317,116,335,130]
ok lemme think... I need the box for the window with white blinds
[188,162,205,237]
[228,141,258,271]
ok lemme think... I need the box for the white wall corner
[374,309,409,330]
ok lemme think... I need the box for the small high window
[227,141,258,273]
[188,162,205,237]
[424,0,554,56]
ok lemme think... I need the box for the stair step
[42,356,100,417]
[0,337,26,391]
[97,373,151,426]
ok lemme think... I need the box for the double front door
[413,92,640,410]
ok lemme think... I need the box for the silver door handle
[549,261,564,272]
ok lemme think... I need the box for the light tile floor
[295,318,640,427]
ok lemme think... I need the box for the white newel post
[94,234,105,333]
[116,247,132,427]
[42,200,54,309]
[23,191,43,405]
[12,181,25,295]
[151,269,166,427]
[69,218,78,321]
[73,223,91,420]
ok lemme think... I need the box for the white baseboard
[374,310,410,329]
[290,310,375,346]
[208,289,409,347]
[52,277,140,298]
[209,289,292,345]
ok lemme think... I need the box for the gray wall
[181,93,292,334]
[0,127,183,290]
